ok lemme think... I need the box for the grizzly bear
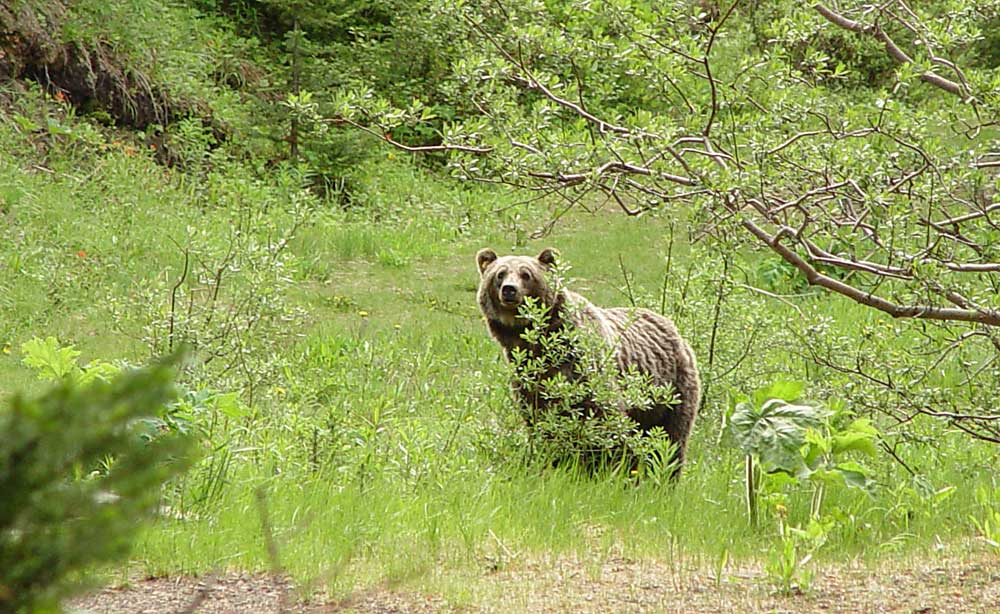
[476,247,701,473]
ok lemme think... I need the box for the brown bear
[476,247,701,473]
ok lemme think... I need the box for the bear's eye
[520,271,531,281]
[497,270,507,281]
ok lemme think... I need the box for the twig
[168,250,190,353]
[739,216,1000,326]
[255,488,289,614]
[702,0,742,137]
[660,221,675,315]
[618,254,637,307]
[731,283,806,318]
[878,439,916,476]
[335,117,492,154]
[702,254,730,409]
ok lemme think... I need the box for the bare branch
[950,419,1000,445]
[335,118,493,154]
[510,140,543,155]
[812,3,967,98]
[732,282,807,318]
[973,153,1000,169]
[937,262,1000,273]
[702,0,742,137]
[739,215,1000,327]
[527,160,697,187]
[464,14,645,138]
[929,203,1000,228]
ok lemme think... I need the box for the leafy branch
[337,0,1000,440]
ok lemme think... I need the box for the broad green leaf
[836,469,873,491]
[728,398,827,474]
[21,337,82,381]
[831,432,877,456]
[751,381,805,407]
[835,461,875,491]
[806,462,872,491]
[768,471,800,489]
[846,418,878,435]
[808,467,844,485]
[831,419,878,456]
[78,361,122,385]
[214,392,247,419]
[802,428,830,468]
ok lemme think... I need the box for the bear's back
[598,308,687,381]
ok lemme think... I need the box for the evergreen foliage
[0,354,195,614]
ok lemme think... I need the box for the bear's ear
[476,248,498,275]
[537,247,559,268]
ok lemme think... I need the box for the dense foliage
[0,351,194,613]
[338,0,1000,442]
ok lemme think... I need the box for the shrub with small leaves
[507,288,679,479]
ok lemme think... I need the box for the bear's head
[476,247,559,328]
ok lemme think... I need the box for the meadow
[2,1,999,611]
[2,102,997,611]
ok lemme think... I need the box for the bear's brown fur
[476,247,701,472]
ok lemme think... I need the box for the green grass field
[2,89,998,610]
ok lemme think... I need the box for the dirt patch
[485,554,1000,614]
[1,2,172,128]
[68,554,1000,614]
[68,573,453,614]
[69,574,311,614]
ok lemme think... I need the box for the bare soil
[69,553,1000,614]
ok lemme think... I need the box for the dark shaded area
[189,0,396,44]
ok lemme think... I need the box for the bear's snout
[500,284,519,303]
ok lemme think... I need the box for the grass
[2,84,998,610]
[126,199,995,596]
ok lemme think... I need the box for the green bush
[502,271,680,480]
[0,353,195,614]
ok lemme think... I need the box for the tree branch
[335,118,493,154]
[527,161,697,187]
[739,215,1000,327]
[464,13,644,138]
[812,3,967,98]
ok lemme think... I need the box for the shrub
[504,281,680,480]
[0,352,195,613]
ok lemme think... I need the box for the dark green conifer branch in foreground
[0,353,196,614]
